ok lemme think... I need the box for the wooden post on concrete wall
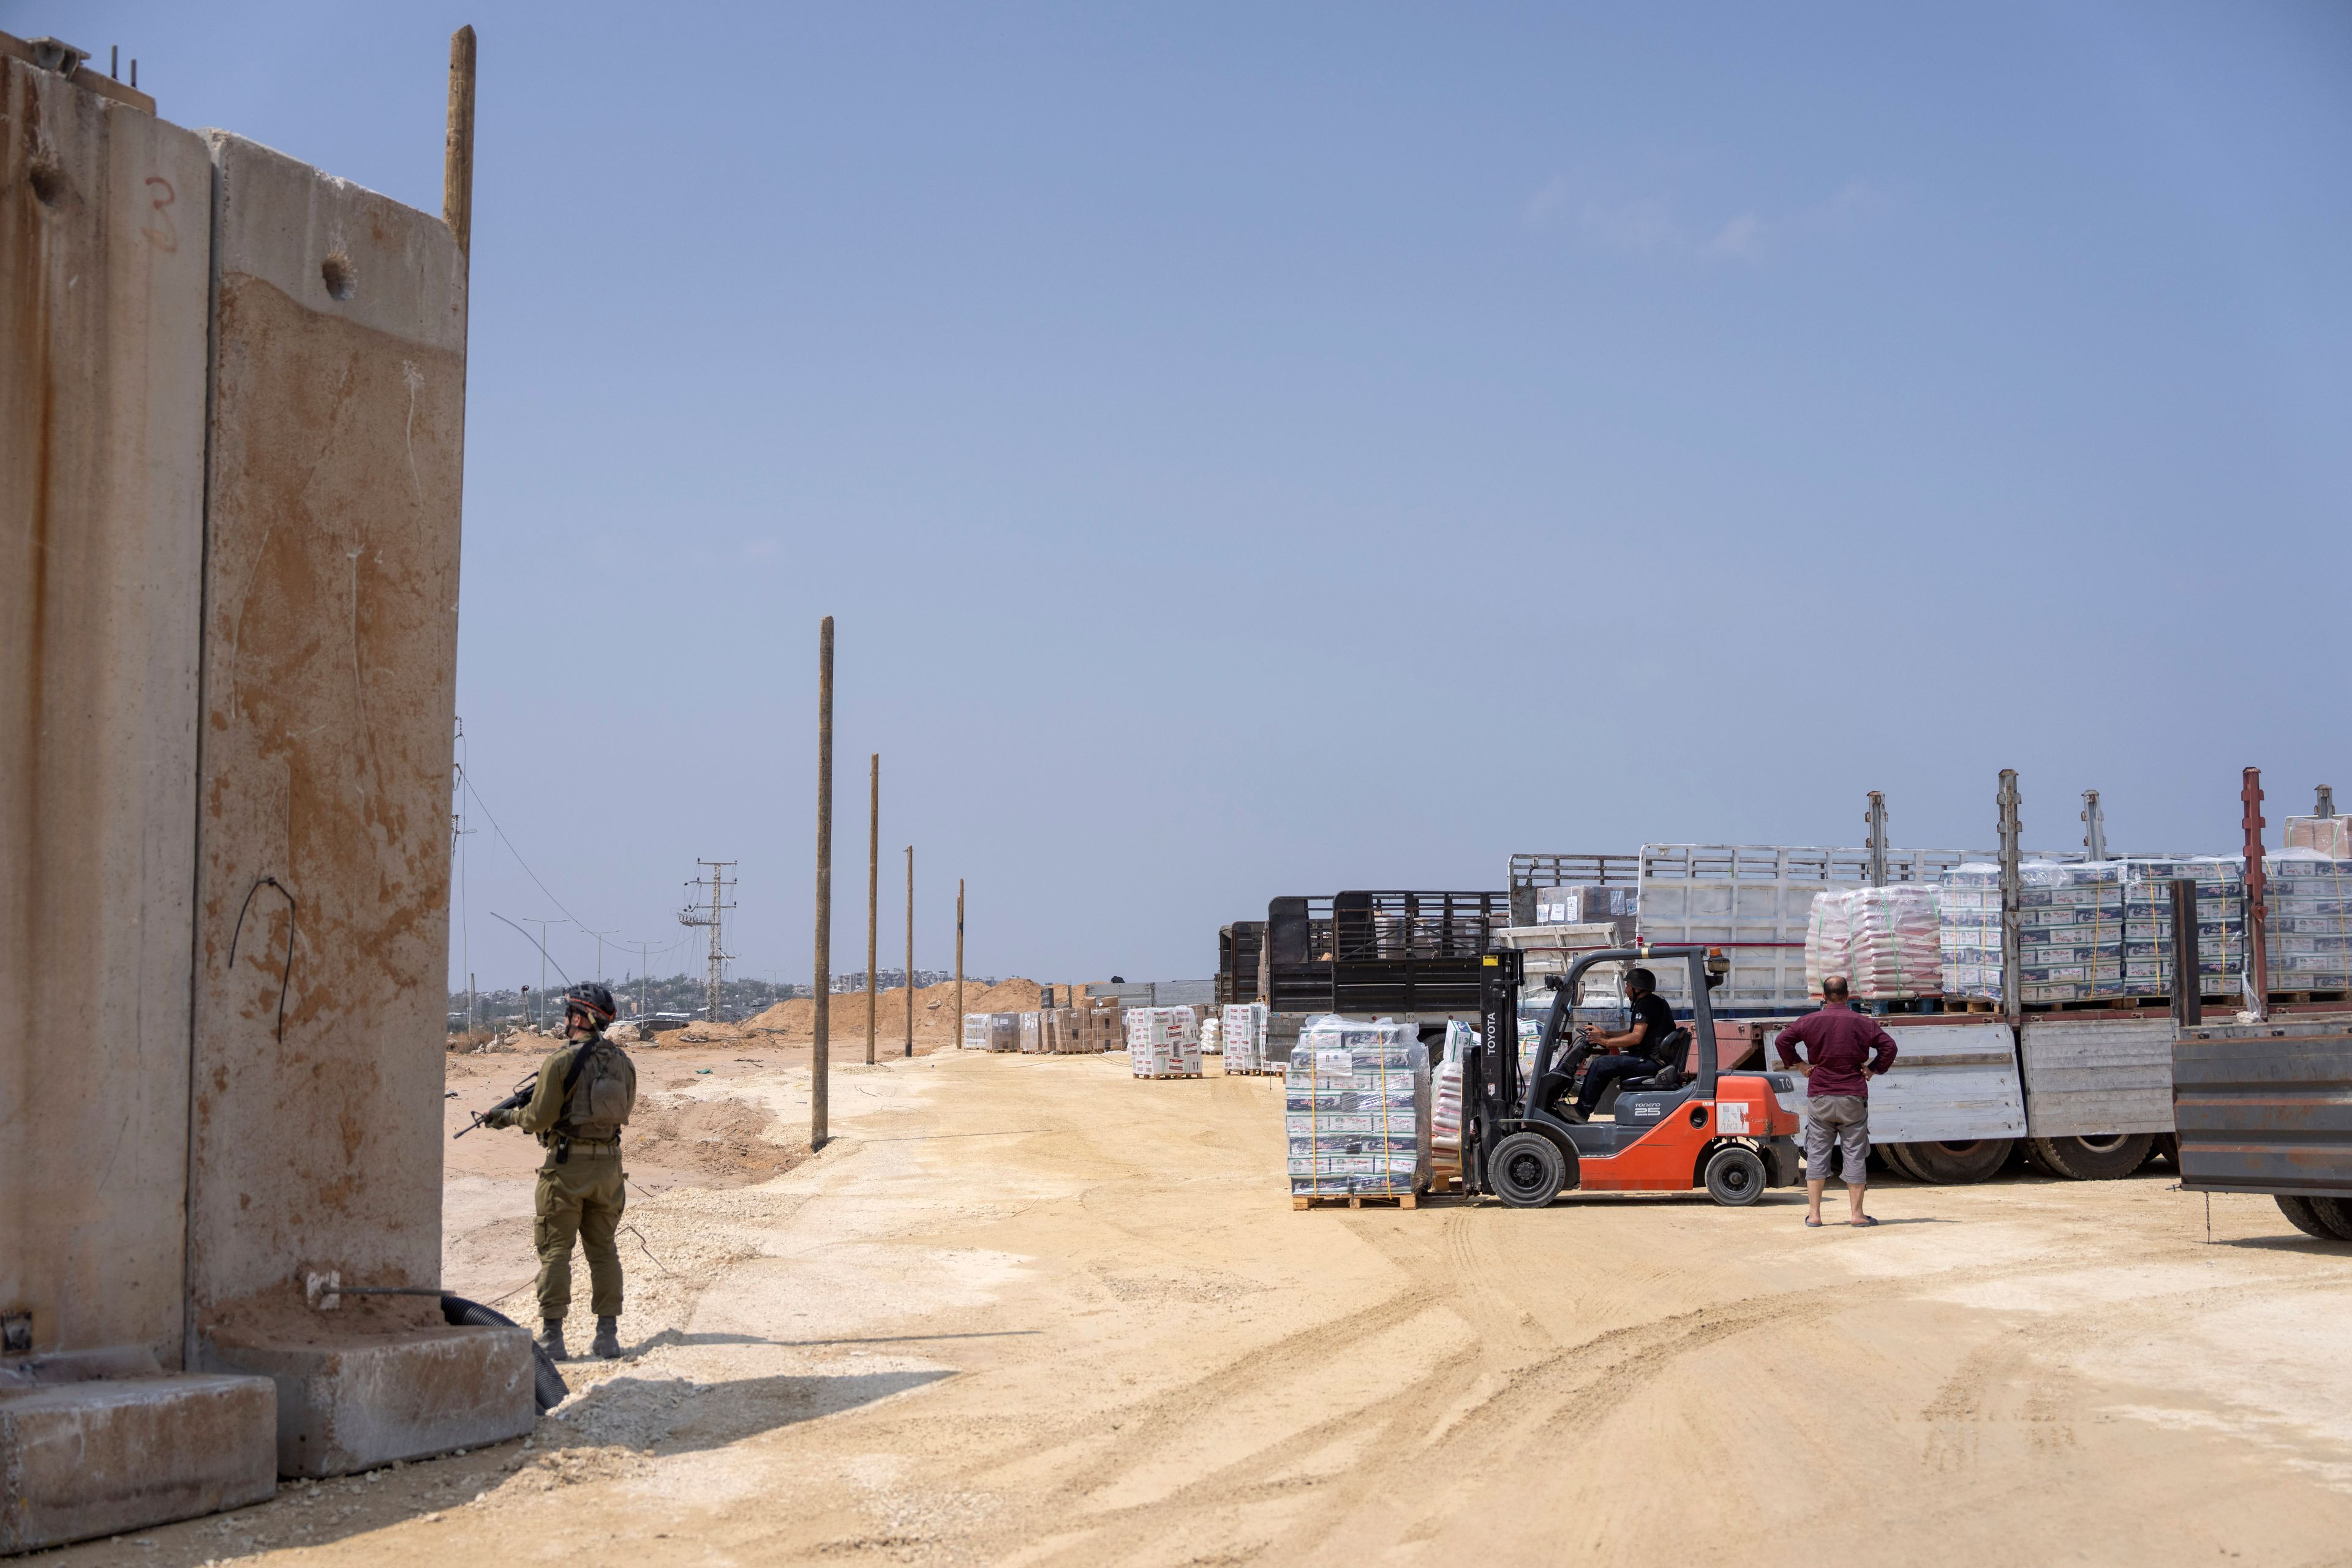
[865,753,880,1066]
[905,845,914,1058]
[442,27,475,255]
[812,618,834,1149]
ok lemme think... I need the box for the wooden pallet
[1292,1191,1418,1210]
[2272,990,2350,1006]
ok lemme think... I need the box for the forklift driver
[1561,967,1680,1122]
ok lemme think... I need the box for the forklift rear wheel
[1703,1145,1766,1207]
[1899,1139,2013,1185]
[2027,1134,2154,1182]
[1490,1131,1567,1208]
[2275,1196,2342,1242]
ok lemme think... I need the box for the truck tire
[1878,1144,1928,1183]
[1488,1131,1568,1208]
[1704,1145,1766,1207]
[2275,1196,2343,1242]
[2312,1197,2352,1242]
[442,1293,568,1412]
[2027,1134,2155,1182]
[1899,1139,2013,1185]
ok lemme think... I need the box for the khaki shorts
[1803,1095,1869,1184]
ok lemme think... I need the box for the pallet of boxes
[1287,1016,1431,1208]
[960,1012,1020,1052]
[1126,1006,1202,1077]
[1220,1002,1274,1074]
[1079,994,1125,1054]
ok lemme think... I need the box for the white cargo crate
[2019,1017,2176,1137]
[1638,844,2035,1010]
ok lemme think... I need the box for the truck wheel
[2275,1196,2342,1242]
[2027,1134,2155,1182]
[1704,1145,1766,1207]
[1878,1144,1928,1183]
[1489,1131,1567,1208]
[2312,1197,2352,1242]
[1899,1139,2013,1185]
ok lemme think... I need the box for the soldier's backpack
[555,1038,635,1144]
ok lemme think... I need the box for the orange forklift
[1462,946,1804,1207]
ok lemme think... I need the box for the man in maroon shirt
[1775,976,1899,1227]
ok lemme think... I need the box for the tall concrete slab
[0,50,211,1367]
[186,133,469,1342]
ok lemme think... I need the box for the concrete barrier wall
[186,133,467,1327]
[0,55,214,1365]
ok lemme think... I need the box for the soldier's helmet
[562,982,617,1024]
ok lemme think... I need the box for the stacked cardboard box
[2122,858,2247,998]
[1221,1003,1270,1072]
[1285,1017,1430,1198]
[2266,854,2352,993]
[1017,1011,1044,1053]
[2286,816,2352,858]
[1126,1006,1202,1076]
[961,1012,1020,1051]
[1079,998,1125,1054]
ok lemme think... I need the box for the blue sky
[39,2,2352,989]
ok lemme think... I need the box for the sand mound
[627,1093,806,1185]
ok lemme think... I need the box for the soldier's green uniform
[484,1019,636,1336]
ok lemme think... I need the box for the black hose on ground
[440,1292,567,1412]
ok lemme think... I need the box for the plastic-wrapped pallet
[1201,1013,1223,1055]
[1846,885,1940,1000]
[1937,861,2127,1003]
[1285,1016,1430,1199]
[2122,857,2246,999]
[961,1013,987,1050]
[989,1012,1019,1052]
[1221,1003,1269,1072]
[1938,865,2001,1000]
[1126,1006,1201,1077]
[1018,1011,1044,1054]
[2266,852,2352,994]
[1804,891,1856,1000]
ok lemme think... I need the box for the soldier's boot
[537,1319,568,1362]
[592,1316,621,1360]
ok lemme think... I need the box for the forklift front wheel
[1490,1131,1568,1208]
[1703,1145,1767,1207]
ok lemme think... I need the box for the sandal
[1803,1216,1823,1228]
[1850,1215,1878,1227]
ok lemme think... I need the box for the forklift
[1462,946,1804,1207]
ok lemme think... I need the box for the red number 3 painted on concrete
[143,176,177,252]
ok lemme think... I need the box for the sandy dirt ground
[43,1044,2352,1567]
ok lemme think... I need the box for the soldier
[480,981,637,1360]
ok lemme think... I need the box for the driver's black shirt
[1629,992,1678,1063]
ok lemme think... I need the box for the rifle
[455,1072,538,1139]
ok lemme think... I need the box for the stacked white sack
[1431,1020,1476,1162]
[1125,1006,1201,1076]
[1200,1013,1223,1055]
[1285,1016,1430,1198]
[1847,885,1940,1000]
[1805,891,1856,1000]
[1221,1003,1269,1072]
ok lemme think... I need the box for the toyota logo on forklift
[1464,946,1803,1207]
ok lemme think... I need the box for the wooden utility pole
[812,618,834,1148]
[442,27,476,254]
[865,754,880,1066]
[904,845,915,1058]
[955,880,965,1050]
